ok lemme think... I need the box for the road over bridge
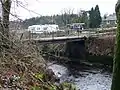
[23,32,114,44]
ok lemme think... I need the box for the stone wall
[86,36,115,56]
[86,36,115,65]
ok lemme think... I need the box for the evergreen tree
[89,5,102,28]
[94,5,102,28]
[89,7,95,28]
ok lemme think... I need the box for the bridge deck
[23,31,115,43]
[24,35,88,43]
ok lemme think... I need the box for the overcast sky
[10,0,117,20]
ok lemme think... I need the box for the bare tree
[61,8,74,25]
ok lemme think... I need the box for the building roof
[70,23,85,25]
[103,13,116,21]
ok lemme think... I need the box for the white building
[28,24,59,34]
[101,13,117,28]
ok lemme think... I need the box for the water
[48,62,112,90]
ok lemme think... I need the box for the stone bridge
[21,28,115,63]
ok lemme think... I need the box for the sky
[10,0,117,20]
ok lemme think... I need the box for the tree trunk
[0,0,11,56]
[1,0,11,38]
[111,1,120,90]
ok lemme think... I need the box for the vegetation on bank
[0,38,76,90]
[0,0,76,89]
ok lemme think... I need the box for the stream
[47,61,112,90]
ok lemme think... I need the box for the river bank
[47,60,112,90]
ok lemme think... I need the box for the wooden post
[29,31,31,40]
[52,31,54,40]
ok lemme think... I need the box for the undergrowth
[0,32,76,90]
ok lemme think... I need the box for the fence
[11,27,116,40]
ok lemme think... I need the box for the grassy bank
[0,33,76,90]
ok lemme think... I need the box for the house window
[43,27,48,30]
[107,21,110,24]
[37,28,40,30]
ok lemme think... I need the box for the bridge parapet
[14,27,116,43]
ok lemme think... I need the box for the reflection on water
[48,62,112,90]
